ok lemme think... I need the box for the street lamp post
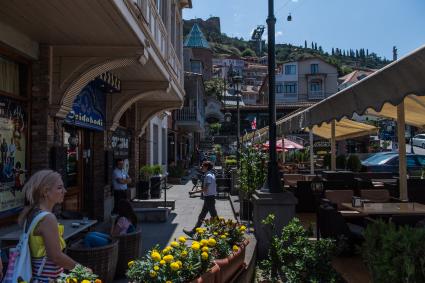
[263,0,281,193]
[232,76,243,169]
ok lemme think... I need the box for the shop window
[153,124,159,164]
[0,55,28,97]
[162,128,166,165]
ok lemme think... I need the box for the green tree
[204,78,225,101]
[241,48,256,57]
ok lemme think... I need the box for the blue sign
[65,81,106,131]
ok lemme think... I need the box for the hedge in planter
[261,217,342,283]
[362,220,425,283]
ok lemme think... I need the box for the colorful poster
[0,97,27,217]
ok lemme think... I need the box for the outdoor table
[0,219,97,247]
[341,202,425,215]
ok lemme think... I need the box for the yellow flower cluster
[196,227,206,234]
[163,254,174,263]
[151,251,161,262]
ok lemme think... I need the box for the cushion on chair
[360,189,390,202]
[325,190,354,210]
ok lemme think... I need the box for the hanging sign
[112,128,131,159]
[65,81,106,131]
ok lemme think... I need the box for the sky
[183,0,425,60]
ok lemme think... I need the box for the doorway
[62,127,94,213]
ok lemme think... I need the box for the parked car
[361,153,425,175]
[412,134,425,149]
[361,152,395,165]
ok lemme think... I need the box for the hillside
[183,18,391,75]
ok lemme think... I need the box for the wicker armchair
[112,229,142,277]
[67,239,119,283]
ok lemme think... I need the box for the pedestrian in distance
[112,158,132,214]
[183,161,218,237]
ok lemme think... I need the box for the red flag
[251,117,257,130]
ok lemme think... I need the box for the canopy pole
[281,136,285,163]
[309,129,314,174]
[331,120,336,171]
[397,102,408,201]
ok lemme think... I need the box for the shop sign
[65,81,106,131]
[112,128,131,159]
[0,97,27,217]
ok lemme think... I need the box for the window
[416,155,425,166]
[191,60,202,74]
[276,84,284,93]
[311,64,319,74]
[310,81,322,92]
[0,55,29,97]
[162,128,166,165]
[284,82,297,94]
[407,156,418,167]
[153,124,159,164]
[284,64,296,75]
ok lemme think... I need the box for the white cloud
[276,31,283,37]
[291,0,299,2]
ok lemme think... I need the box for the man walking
[112,158,132,214]
[184,161,217,236]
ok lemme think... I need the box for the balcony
[308,91,325,100]
[129,0,183,86]
[175,106,205,132]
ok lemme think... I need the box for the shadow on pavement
[140,212,178,254]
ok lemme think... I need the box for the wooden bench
[132,199,175,210]
[133,207,170,222]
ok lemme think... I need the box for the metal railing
[175,106,200,121]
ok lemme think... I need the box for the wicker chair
[67,239,119,283]
[112,229,142,278]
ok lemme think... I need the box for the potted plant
[167,164,185,184]
[239,146,267,220]
[138,165,153,199]
[57,264,101,283]
[150,164,164,199]
[126,237,219,283]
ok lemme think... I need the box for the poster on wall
[0,97,27,217]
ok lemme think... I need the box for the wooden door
[63,128,83,211]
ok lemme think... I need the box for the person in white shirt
[184,161,217,236]
[112,159,132,214]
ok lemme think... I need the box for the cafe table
[341,202,425,215]
[0,219,97,247]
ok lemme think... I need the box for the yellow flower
[213,232,218,236]
[154,265,160,271]
[149,270,157,278]
[220,235,226,239]
[70,278,78,283]
[170,261,180,271]
[240,225,247,231]
[171,241,179,248]
[202,246,209,252]
[233,245,239,252]
[208,238,217,247]
[128,260,135,268]
[200,239,208,246]
[178,236,187,243]
[94,279,102,283]
[225,232,229,236]
[201,252,209,260]
[166,281,172,283]
[181,250,188,257]
[163,254,174,263]
[219,216,225,220]
[195,227,202,233]
[151,251,161,261]
[160,260,166,265]
[81,280,90,283]
[191,242,200,250]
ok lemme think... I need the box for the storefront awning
[306,118,378,141]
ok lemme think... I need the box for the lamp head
[224,112,232,123]
[232,76,243,92]
[287,13,292,22]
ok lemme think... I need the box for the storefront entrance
[63,127,94,213]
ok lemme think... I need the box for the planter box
[214,244,247,283]
[137,181,150,199]
[190,264,221,283]
[167,176,182,184]
[150,176,163,199]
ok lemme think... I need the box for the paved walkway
[139,177,235,255]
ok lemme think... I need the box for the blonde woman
[19,170,77,282]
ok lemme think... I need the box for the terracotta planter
[190,264,221,283]
[214,245,246,283]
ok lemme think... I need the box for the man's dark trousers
[194,195,217,229]
[113,189,127,214]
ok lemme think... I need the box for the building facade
[0,0,191,223]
